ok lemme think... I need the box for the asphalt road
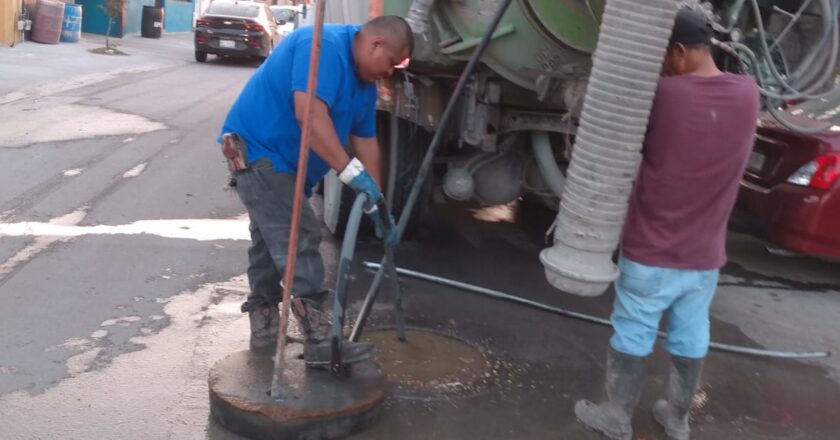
[1,34,839,440]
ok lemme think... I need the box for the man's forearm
[308,113,351,172]
[351,138,382,187]
[294,91,351,173]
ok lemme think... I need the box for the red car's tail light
[196,18,211,27]
[787,153,840,190]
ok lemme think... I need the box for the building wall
[0,0,22,46]
[124,0,154,35]
[124,0,193,35]
[76,0,123,37]
[162,0,194,33]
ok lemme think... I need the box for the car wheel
[195,50,208,63]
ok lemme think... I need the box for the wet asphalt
[1,34,839,440]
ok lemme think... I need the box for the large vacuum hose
[540,0,678,296]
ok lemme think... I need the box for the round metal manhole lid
[362,329,489,398]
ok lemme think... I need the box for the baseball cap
[669,8,713,46]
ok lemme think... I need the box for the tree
[100,0,126,49]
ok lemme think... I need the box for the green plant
[99,0,126,49]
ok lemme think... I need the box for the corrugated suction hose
[540,0,678,296]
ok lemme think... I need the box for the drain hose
[540,0,678,296]
[364,261,831,360]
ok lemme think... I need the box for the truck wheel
[322,113,432,239]
[195,50,208,63]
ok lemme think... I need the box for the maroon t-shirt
[621,73,760,269]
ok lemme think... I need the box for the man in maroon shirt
[574,9,760,440]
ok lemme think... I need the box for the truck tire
[322,113,432,239]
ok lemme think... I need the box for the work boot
[574,347,648,440]
[247,303,279,350]
[652,355,705,440]
[245,302,302,350]
[291,296,376,369]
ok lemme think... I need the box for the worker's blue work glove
[371,208,399,248]
[339,158,399,247]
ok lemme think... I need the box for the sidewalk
[0,33,194,102]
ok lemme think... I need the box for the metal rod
[271,0,327,399]
[386,110,399,209]
[363,262,831,360]
[349,0,515,341]
[385,247,407,341]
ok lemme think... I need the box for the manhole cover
[362,329,488,397]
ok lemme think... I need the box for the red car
[733,93,840,260]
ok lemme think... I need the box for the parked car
[194,0,280,63]
[732,90,840,260]
[269,5,301,41]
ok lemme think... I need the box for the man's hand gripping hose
[339,158,399,248]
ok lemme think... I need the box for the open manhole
[361,328,490,398]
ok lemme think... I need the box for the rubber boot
[652,355,704,440]
[291,296,376,369]
[574,347,648,440]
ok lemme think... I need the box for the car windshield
[270,8,296,22]
[206,2,260,18]
[788,88,840,125]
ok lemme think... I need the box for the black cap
[669,8,713,46]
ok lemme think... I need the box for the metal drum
[60,4,82,43]
[31,0,65,44]
[141,5,163,39]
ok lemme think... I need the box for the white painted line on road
[0,208,88,281]
[123,163,148,178]
[63,168,83,177]
[0,217,250,242]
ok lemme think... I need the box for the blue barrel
[60,4,82,43]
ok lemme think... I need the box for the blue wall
[76,0,122,37]
[73,0,194,37]
[124,0,155,35]
[163,1,195,33]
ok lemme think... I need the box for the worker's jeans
[234,158,324,311]
[609,255,719,359]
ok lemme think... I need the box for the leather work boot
[291,296,376,369]
[652,355,705,440]
[245,302,301,350]
[247,303,279,350]
[574,347,648,440]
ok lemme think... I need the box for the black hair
[363,15,414,56]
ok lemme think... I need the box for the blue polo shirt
[219,24,377,195]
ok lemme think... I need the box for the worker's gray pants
[234,158,324,311]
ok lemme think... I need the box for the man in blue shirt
[219,16,413,368]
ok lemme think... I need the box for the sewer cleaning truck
[314,0,839,294]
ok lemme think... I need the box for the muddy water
[363,329,487,388]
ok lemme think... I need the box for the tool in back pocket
[221,132,249,172]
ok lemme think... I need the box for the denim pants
[234,158,324,310]
[610,255,720,359]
